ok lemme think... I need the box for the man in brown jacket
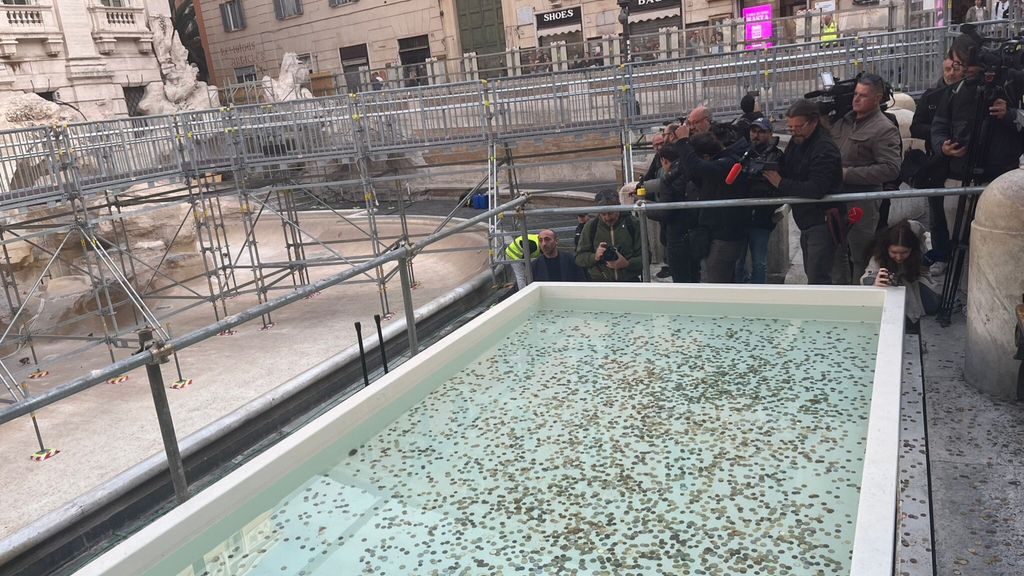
[831,73,902,284]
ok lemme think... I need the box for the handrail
[524,186,985,216]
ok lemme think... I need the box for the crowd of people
[505,29,1024,331]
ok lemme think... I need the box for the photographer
[671,124,749,283]
[651,145,700,282]
[737,118,785,284]
[862,220,941,333]
[763,98,844,285]
[574,191,643,282]
[909,55,964,259]
[831,73,903,284]
[931,33,1024,187]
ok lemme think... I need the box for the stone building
[0,0,171,120]
[195,0,461,92]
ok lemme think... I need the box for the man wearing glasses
[763,99,844,284]
[830,73,902,284]
[932,33,1024,188]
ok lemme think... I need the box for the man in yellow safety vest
[821,14,838,44]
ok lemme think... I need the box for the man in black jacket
[737,118,784,283]
[531,229,585,282]
[909,55,964,258]
[671,125,749,283]
[764,99,844,285]
[932,34,1024,187]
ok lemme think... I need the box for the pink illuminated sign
[743,5,774,50]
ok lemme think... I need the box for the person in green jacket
[574,191,643,282]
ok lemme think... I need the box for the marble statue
[138,16,219,115]
[263,53,314,102]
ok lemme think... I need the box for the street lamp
[617,0,631,61]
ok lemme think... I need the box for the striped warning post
[170,378,193,390]
[107,375,129,384]
[28,370,48,380]
[30,448,59,461]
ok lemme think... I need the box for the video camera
[804,71,893,124]
[960,23,1024,86]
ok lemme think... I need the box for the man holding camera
[932,33,1024,188]
[574,191,643,281]
[763,99,844,285]
[737,118,785,283]
[830,73,903,284]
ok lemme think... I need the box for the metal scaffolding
[0,25,962,445]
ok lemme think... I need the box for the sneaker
[656,267,672,279]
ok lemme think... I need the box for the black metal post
[355,322,369,388]
[139,328,189,504]
[374,314,389,374]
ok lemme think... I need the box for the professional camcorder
[804,71,894,124]
[960,23,1024,86]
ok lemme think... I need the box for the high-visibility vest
[505,234,540,260]
[821,22,838,43]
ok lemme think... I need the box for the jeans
[801,223,837,285]
[734,227,772,284]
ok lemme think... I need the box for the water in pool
[160,307,879,576]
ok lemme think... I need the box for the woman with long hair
[861,219,941,332]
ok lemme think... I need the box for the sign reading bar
[536,6,582,30]
[629,0,680,13]
[743,4,774,50]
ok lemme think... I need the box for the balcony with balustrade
[88,0,152,55]
[0,1,63,58]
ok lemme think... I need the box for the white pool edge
[76,283,901,576]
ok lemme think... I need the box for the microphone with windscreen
[724,148,755,185]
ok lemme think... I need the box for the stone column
[965,169,1024,398]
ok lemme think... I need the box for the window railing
[88,0,149,53]
[0,1,60,56]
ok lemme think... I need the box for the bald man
[531,229,585,282]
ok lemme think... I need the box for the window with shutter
[274,0,303,19]
[221,1,246,32]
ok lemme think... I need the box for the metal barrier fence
[214,5,924,100]
[0,25,966,211]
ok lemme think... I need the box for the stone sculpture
[263,53,313,102]
[138,16,219,115]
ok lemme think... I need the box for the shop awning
[537,24,584,37]
[628,7,681,24]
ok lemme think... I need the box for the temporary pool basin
[77,283,904,576]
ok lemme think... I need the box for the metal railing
[0,26,962,212]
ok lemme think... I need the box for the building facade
[0,0,170,119]
[197,0,462,92]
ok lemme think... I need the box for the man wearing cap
[575,191,643,281]
[737,118,784,283]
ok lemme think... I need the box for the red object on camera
[725,163,743,185]
[848,206,864,225]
